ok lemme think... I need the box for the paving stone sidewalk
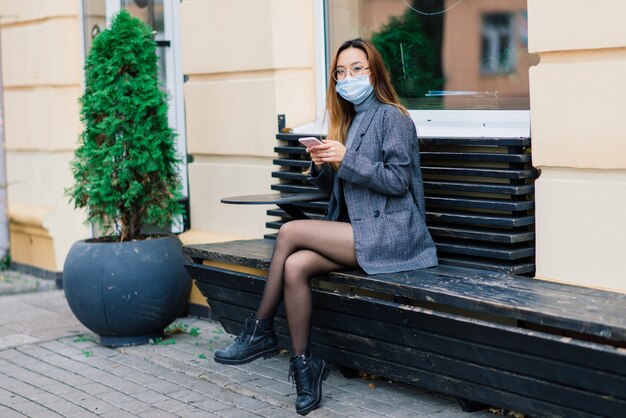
[0,271,57,296]
[0,290,496,417]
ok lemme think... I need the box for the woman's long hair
[326,38,408,151]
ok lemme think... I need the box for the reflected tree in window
[370,1,443,101]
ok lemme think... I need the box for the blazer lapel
[351,101,382,151]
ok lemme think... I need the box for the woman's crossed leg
[256,219,358,354]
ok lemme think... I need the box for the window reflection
[121,0,164,33]
[121,0,167,90]
[327,0,538,110]
[81,0,106,55]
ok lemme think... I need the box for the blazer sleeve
[308,162,336,194]
[337,107,414,197]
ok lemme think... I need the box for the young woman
[214,38,438,416]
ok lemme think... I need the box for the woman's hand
[308,140,346,168]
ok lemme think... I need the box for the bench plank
[425,196,535,211]
[434,241,535,260]
[420,137,531,146]
[274,145,306,154]
[272,171,307,181]
[185,239,271,269]
[273,158,310,168]
[422,180,534,195]
[427,225,534,244]
[422,166,537,179]
[421,151,531,163]
[426,210,535,228]
[435,256,535,275]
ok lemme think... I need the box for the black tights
[256,219,358,356]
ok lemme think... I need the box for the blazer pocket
[384,195,413,214]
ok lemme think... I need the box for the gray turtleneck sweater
[344,91,378,151]
[336,92,379,222]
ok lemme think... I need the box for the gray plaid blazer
[310,100,438,274]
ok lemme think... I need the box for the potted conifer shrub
[63,10,191,347]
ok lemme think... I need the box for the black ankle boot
[213,314,279,365]
[289,349,330,415]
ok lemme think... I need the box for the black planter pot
[63,235,192,347]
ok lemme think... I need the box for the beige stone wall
[1,0,90,271]
[180,0,316,239]
[3,0,620,293]
[0,0,317,272]
[528,0,626,291]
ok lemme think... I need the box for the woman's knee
[283,252,311,289]
[276,222,294,250]
[277,220,303,240]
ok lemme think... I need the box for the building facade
[0,0,624,291]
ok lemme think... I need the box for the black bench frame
[184,130,626,417]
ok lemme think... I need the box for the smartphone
[298,137,324,147]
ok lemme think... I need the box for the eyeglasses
[332,64,370,82]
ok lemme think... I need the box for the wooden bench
[185,240,626,417]
[269,133,537,275]
[183,131,626,417]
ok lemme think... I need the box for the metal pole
[0,24,11,263]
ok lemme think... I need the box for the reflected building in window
[442,0,538,109]
[481,13,516,75]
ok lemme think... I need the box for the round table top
[221,192,328,205]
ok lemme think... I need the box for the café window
[326,0,538,110]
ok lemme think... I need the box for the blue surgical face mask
[336,75,373,105]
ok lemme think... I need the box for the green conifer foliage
[67,10,183,242]
[370,5,443,100]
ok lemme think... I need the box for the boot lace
[230,320,258,349]
[289,357,313,395]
